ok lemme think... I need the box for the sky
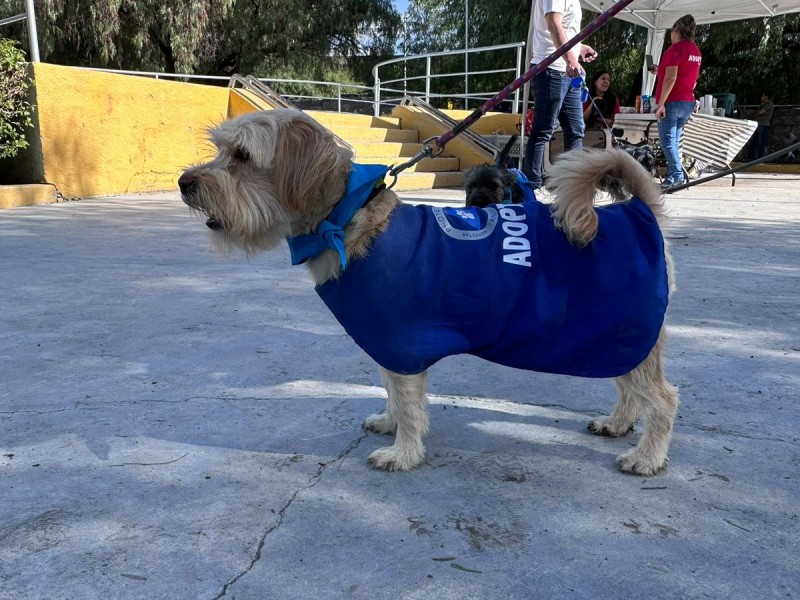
[394,0,410,13]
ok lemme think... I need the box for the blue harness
[504,169,537,204]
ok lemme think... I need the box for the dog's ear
[273,116,350,213]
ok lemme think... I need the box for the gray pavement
[1,174,798,599]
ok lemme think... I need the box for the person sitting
[582,71,621,129]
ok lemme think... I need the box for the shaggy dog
[179,109,679,476]
[464,136,527,208]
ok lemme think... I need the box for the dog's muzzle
[178,171,224,231]
[178,171,197,196]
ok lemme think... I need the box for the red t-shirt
[655,40,702,103]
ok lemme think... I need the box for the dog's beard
[182,166,290,255]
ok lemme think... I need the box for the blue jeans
[657,101,695,185]
[523,68,585,188]
[748,125,770,160]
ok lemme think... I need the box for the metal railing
[372,42,527,117]
[57,41,530,119]
[229,74,299,109]
[72,67,372,113]
[399,96,502,158]
[0,1,39,61]
[228,74,353,153]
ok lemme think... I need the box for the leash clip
[421,136,445,157]
[387,169,399,190]
[388,142,438,184]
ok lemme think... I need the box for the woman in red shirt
[654,15,702,189]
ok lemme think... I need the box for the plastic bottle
[635,95,642,113]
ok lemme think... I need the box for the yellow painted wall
[28,63,230,198]
[2,64,522,200]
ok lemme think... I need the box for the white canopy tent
[579,0,800,95]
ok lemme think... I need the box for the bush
[0,38,34,160]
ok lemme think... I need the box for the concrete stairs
[305,111,464,191]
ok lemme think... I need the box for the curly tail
[546,148,663,248]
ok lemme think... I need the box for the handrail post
[513,45,524,114]
[24,0,40,62]
[337,83,342,113]
[425,56,431,104]
[374,74,381,117]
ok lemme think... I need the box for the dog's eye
[233,147,250,162]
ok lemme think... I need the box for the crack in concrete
[682,422,797,444]
[210,430,369,599]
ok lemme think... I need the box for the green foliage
[0,0,400,79]
[3,0,800,106]
[579,14,647,107]
[404,1,800,107]
[0,37,34,160]
[695,15,800,104]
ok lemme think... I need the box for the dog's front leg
[366,368,428,472]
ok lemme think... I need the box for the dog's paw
[368,444,424,472]
[616,448,668,476]
[588,417,635,438]
[363,412,397,435]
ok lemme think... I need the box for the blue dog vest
[315,198,669,378]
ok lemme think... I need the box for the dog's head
[463,164,519,208]
[598,142,659,200]
[179,109,353,254]
[616,141,658,177]
[627,145,658,177]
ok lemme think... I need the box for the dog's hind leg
[608,329,680,476]
[366,368,429,471]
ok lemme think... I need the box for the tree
[0,0,400,79]
[402,1,800,107]
[0,37,34,159]
[696,15,800,105]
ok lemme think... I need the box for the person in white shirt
[523,0,597,190]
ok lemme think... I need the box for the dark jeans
[748,125,770,160]
[523,68,585,189]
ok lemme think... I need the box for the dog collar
[286,163,389,270]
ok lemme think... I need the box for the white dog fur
[179,109,679,476]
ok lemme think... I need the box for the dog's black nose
[178,172,196,195]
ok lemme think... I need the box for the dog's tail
[547,148,662,248]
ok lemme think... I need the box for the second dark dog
[464,135,528,208]
[465,135,658,207]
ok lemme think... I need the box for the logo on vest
[432,206,499,240]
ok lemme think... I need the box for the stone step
[350,141,439,158]
[306,110,401,130]
[392,171,464,191]
[0,184,57,209]
[331,126,418,143]
[355,156,459,173]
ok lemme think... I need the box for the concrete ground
[1,174,798,600]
